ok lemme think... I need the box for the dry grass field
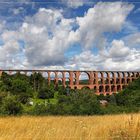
[0,114,139,140]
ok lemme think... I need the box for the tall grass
[0,114,139,140]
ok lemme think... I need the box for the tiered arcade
[0,70,140,95]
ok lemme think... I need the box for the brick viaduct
[0,70,140,95]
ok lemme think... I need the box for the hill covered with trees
[0,72,139,115]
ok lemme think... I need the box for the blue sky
[0,0,140,70]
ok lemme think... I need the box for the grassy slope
[0,113,139,140]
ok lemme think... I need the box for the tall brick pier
[0,70,140,95]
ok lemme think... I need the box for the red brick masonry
[0,70,140,95]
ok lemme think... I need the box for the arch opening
[65,72,70,86]
[50,72,55,84]
[99,85,104,93]
[79,72,90,85]
[111,85,116,92]
[105,85,110,92]
[117,85,121,91]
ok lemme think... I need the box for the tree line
[0,72,139,115]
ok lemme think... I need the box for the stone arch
[132,78,135,82]
[116,72,120,78]
[20,71,25,75]
[127,78,131,84]
[117,85,121,91]
[136,72,140,77]
[116,72,120,84]
[93,72,98,85]
[119,72,123,78]
[121,72,126,84]
[125,72,129,77]
[93,79,96,84]
[10,71,16,75]
[42,72,48,78]
[99,85,104,93]
[133,72,137,78]
[40,72,48,85]
[122,79,125,84]
[93,86,97,92]
[81,86,90,90]
[105,72,110,84]
[50,72,55,84]
[110,72,115,84]
[105,85,110,92]
[79,72,90,85]
[98,72,103,84]
[122,72,125,78]
[65,72,70,86]
[57,72,63,85]
[104,72,107,78]
[130,72,134,77]
[72,72,76,85]
[7,70,13,75]
[127,72,131,77]
[98,72,102,78]
[111,85,116,92]
[131,72,136,81]
[93,72,96,84]
[27,71,32,76]
[110,72,114,78]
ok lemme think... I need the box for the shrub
[38,87,54,99]
[11,79,30,94]
[11,79,33,104]
[47,89,101,115]
[2,95,23,115]
[31,103,47,115]
[0,92,8,104]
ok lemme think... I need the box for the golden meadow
[0,113,139,140]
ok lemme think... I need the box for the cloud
[103,50,140,71]
[20,8,75,66]
[102,39,140,71]
[123,32,140,47]
[67,39,140,71]
[0,2,139,71]
[109,40,130,58]
[71,2,134,49]
[67,51,98,70]
[61,0,90,8]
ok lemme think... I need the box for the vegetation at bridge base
[0,71,139,116]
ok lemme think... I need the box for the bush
[11,79,33,104]
[0,92,8,104]
[11,79,31,94]
[38,87,54,99]
[31,103,47,115]
[2,95,23,115]
[115,79,140,108]
[47,89,101,115]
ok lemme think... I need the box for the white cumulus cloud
[0,2,139,71]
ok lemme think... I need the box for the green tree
[10,79,33,104]
[38,86,54,99]
[47,89,101,115]
[30,72,45,92]
[2,95,23,115]
[115,78,140,107]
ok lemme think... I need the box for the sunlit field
[0,114,139,140]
